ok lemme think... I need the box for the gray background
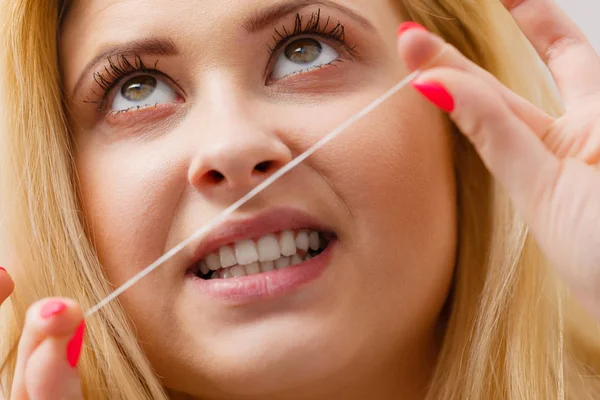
[558,0,599,51]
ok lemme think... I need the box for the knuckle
[543,34,585,65]
[454,91,503,151]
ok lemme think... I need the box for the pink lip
[187,207,334,269]
[182,207,337,303]
[188,240,336,303]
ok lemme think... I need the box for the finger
[25,334,84,400]
[411,67,560,219]
[501,0,600,104]
[11,298,83,400]
[397,25,555,134]
[0,267,14,305]
[0,268,15,399]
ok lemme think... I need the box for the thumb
[410,67,559,219]
[24,322,85,400]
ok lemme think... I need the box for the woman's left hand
[398,0,600,317]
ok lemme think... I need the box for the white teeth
[201,229,326,279]
[199,261,210,275]
[219,245,237,268]
[260,261,275,272]
[222,270,233,279]
[206,253,221,271]
[230,265,246,277]
[257,234,281,262]
[244,262,260,275]
[295,231,309,252]
[309,231,320,251]
[279,230,297,256]
[235,240,259,265]
[275,256,290,269]
[290,254,303,266]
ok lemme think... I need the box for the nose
[188,120,292,194]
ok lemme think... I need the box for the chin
[162,318,364,398]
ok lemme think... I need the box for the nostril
[207,170,225,184]
[254,161,272,173]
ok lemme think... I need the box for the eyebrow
[71,37,178,97]
[244,0,375,33]
[70,1,374,98]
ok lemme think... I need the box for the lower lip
[188,241,337,303]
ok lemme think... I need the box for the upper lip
[186,207,333,270]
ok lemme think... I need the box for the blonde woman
[1,0,600,398]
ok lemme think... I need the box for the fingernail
[67,321,85,368]
[398,21,427,36]
[40,300,67,319]
[411,81,455,112]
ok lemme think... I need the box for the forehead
[59,0,398,94]
[61,0,387,40]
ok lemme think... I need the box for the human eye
[90,54,183,115]
[111,74,176,112]
[272,37,339,80]
[266,9,357,82]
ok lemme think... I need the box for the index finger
[502,0,600,104]
[11,299,83,400]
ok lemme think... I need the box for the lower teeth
[195,247,325,280]
[191,231,333,280]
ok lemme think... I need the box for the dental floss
[85,70,421,318]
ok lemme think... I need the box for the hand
[398,1,600,317]
[0,268,85,400]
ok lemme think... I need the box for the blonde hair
[1,0,599,399]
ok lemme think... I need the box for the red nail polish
[40,300,67,319]
[411,81,455,112]
[398,21,427,36]
[67,321,85,368]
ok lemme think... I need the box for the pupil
[121,76,157,101]
[285,38,322,64]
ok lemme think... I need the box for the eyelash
[87,9,356,112]
[85,54,165,112]
[267,9,357,56]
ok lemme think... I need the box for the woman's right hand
[0,268,85,400]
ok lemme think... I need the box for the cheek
[315,94,456,245]
[75,142,186,285]
[348,108,455,240]
[311,94,457,328]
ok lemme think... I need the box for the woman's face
[61,0,457,398]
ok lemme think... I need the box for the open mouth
[188,230,334,280]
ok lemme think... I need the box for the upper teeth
[197,230,323,276]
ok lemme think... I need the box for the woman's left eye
[271,37,340,80]
[110,74,177,112]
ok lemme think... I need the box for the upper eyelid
[267,30,349,58]
[72,37,180,98]
[92,55,157,91]
[267,10,348,54]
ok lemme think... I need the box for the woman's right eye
[110,74,178,112]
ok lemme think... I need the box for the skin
[61,0,456,398]
[3,0,600,399]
